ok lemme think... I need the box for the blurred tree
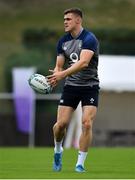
[93,28,135,55]
[4,28,64,92]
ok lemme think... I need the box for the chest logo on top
[70,53,79,63]
[78,42,82,50]
[63,46,67,51]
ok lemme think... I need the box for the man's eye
[64,18,72,21]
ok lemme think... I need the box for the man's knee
[82,119,92,130]
[82,114,95,130]
[53,121,68,132]
[82,106,97,130]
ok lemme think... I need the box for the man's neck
[70,26,83,38]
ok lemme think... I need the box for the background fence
[0,55,135,147]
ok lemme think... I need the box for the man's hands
[47,69,66,87]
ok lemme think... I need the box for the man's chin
[65,29,69,32]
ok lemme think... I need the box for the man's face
[64,13,79,32]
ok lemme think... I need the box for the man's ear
[76,17,82,24]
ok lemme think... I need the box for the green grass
[0,147,135,179]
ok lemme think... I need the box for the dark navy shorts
[59,85,100,109]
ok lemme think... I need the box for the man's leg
[64,102,82,149]
[75,105,97,172]
[53,105,74,171]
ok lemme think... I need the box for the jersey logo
[78,41,82,49]
[90,98,95,104]
[63,46,67,51]
[70,53,79,63]
[60,99,64,103]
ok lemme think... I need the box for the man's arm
[63,49,94,76]
[53,55,65,72]
[48,55,65,87]
[48,49,94,84]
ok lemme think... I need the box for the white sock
[54,140,63,153]
[76,151,88,167]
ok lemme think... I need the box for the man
[48,8,100,172]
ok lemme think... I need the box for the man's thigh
[82,105,97,123]
[57,105,74,124]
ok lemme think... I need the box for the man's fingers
[51,81,58,87]
[47,78,57,87]
[46,70,55,78]
[47,74,54,78]
[49,69,54,73]
[47,75,56,83]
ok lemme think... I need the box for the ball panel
[28,73,52,94]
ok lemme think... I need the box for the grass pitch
[0,147,135,179]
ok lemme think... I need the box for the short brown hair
[64,8,83,18]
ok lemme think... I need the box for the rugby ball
[28,73,52,94]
